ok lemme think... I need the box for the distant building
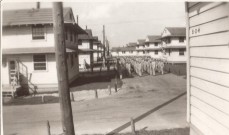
[78,29,95,70]
[160,27,186,75]
[160,27,186,63]
[111,42,137,57]
[136,39,146,56]
[2,7,85,95]
[144,35,162,58]
[92,37,103,62]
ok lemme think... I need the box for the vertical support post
[71,92,75,102]
[53,2,75,135]
[47,120,51,135]
[103,25,106,59]
[108,85,111,95]
[42,95,45,103]
[131,118,136,134]
[95,89,98,99]
[185,2,191,123]
[115,78,118,93]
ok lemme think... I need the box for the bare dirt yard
[3,73,188,135]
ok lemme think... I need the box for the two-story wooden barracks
[2,7,104,95]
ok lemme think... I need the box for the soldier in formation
[117,56,165,77]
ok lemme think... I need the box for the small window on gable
[32,25,45,40]
[33,54,47,71]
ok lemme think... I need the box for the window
[155,50,158,55]
[33,55,46,70]
[78,39,82,45]
[130,51,133,54]
[179,49,185,56]
[167,38,171,44]
[32,25,45,40]
[122,51,125,54]
[155,43,158,46]
[179,37,185,43]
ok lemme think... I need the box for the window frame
[33,54,47,71]
[32,25,46,40]
[179,49,185,56]
[179,37,185,43]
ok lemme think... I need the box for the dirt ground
[3,73,188,135]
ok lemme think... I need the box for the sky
[2,2,186,48]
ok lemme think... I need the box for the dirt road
[3,74,188,135]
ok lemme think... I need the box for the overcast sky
[3,2,185,47]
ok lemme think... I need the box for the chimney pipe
[86,25,87,29]
[77,15,78,24]
[36,2,40,9]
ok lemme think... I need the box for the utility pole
[52,3,75,135]
[103,25,106,59]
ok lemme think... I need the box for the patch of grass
[3,96,59,106]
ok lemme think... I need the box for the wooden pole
[42,95,45,103]
[131,118,136,134]
[47,120,51,135]
[108,85,111,95]
[52,3,75,135]
[95,89,98,99]
[103,25,106,59]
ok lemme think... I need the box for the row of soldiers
[118,56,165,77]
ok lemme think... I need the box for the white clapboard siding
[191,106,229,135]
[190,31,229,47]
[190,67,229,87]
[191,116,216,135]
[190,17,229,37]
[190,57,229,73]
[190,3,229,27]
[191,96,229,128]
[187,2,229,135]
[191,77,229,101]
[190,46,229,59]
[189,2,223,18]
[191,86,229,115]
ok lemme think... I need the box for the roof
[3,8,73,26]
[163,45,186,49]
[146,35,161,43]
[111,46,136,52]
[127,42,137,47]
[137,39,146,46]
[3,8,86,34]
[162,27,186,38]
[78,49,98,53]
[78,29,94,40]
[2,47,76,54]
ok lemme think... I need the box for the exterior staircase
[2,60,38,98]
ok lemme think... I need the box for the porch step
[2,85,19,98]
